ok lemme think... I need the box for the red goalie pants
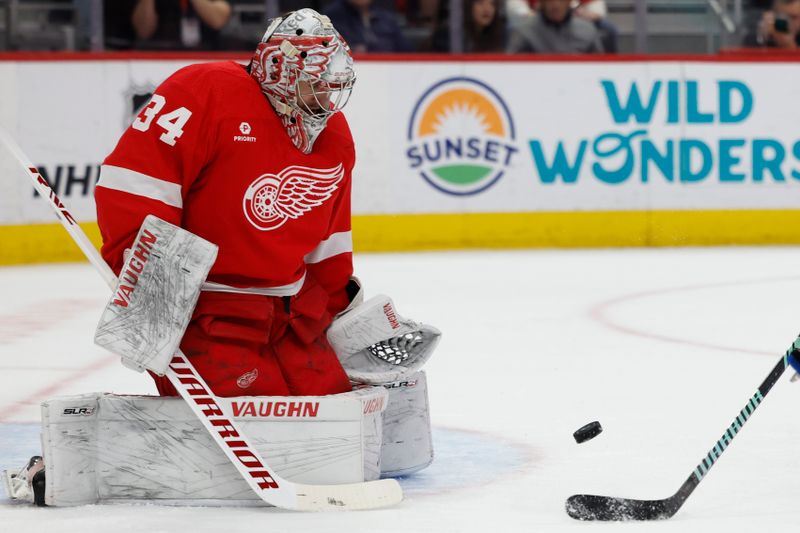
[150,280,351,398]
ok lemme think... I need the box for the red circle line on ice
[589,275,800,356]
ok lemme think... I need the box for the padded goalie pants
[151,279,352,398]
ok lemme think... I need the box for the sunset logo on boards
[406,77,518,196]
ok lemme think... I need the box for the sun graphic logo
[407,77,518,196]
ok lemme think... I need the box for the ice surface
[2,248,800,532]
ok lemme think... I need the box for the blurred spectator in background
[112,0,232,50]
[429,0,507,52]
[104,0,138,50]
[508,0,616,52]
[573,0,617,53]
[743,0,800,49]
[506,0,535,18]
[325,0,412,52]
[508,0,603,53]
[401,0,439,27]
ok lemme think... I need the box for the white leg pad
[380,371,434,477]
[41,387,387,506]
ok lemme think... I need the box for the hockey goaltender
[2,8,440,509]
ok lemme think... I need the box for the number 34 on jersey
[132,94,192,147]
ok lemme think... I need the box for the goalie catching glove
[327,295,441,384]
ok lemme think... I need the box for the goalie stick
[566,338,797,521]
[0,127,402,511]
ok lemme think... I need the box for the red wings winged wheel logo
[242,164,345,231]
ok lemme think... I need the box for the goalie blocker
[94,215,217,375]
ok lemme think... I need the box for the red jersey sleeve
[305,171,354,316]
[304,118,356,316]
[95,65,213,274]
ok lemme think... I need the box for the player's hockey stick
[0,127,402,511]
[566,339,797,520]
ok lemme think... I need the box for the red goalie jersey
[95,61,355,397]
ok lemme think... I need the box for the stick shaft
[0,128,116,287]
[668,348,793,509]
[692,351,790,483]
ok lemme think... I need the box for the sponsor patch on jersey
[242,164,344,231]
[234,121,257,142]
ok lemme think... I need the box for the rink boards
[2,53,800,264]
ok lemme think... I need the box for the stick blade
[294,479,403,511]
[566,494,678,521]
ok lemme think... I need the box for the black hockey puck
[573,421,602,443]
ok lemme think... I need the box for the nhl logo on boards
[242,164,344,231]
[123,83,156,129]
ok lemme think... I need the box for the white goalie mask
[250,9,356,154]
